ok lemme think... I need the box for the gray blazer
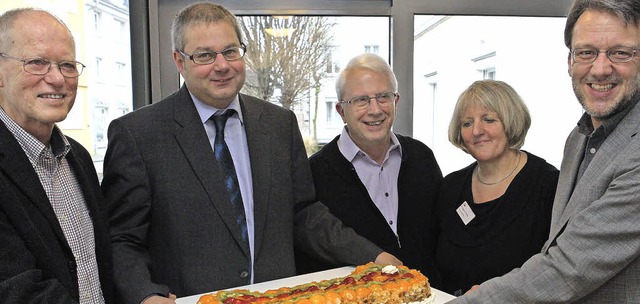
[450,99,640,303]
[101,86,381,304]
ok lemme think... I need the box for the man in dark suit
[0,8,113,304]
[295,54,442,284]
[101,3,400,304]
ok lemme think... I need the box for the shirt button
[67,260,77,273]
[240,270,249,278]
[389,220,393,225]
[385,192,389,197]
[590,148,596,154]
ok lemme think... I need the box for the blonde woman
[435,80,558,295]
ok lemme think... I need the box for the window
[325,99,340,124]
[95,57,103,82]
[93,11,102,33]
[473,51,496,80]
[116,62,127,84]
[93,106,108,150]
[414,15,581,174]
[236,16,389,147]
[364,45,379,54]
[326,46,341,74]
[481,68,496,80]
[117,19,127,41]
[144,0,574,166]
[415,71,438,147]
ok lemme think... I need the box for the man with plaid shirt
[0,8,113,303]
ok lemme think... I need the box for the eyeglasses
[570,46,639,64]
[179,44,247,65]
[340,91,397,109]
[0,52,85,78]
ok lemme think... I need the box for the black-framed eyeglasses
[0,52,85,78]
[570,46,639,63]
[340,91,397,109]
[178,43,247,65]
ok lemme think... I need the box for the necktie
[211,110,249,252]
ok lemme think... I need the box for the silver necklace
[475,151,522,186]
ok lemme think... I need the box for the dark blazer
[102,85,382,303]
[0,122,114,303]
[296,134,442,285]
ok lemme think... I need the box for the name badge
[456,201,475,225]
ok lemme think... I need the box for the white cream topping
[381,265,399,274]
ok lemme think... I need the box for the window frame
[133,0,572,136]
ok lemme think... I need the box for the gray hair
[448,80,531,152]
[171,2,243,51]
[335,53,398,101]
[0,8,74,52]
[564,0,640,48]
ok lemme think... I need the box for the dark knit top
[435,151,559,295]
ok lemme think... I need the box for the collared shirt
[191,94,255,283]
[575,99,637,183]
[0,108,105,304]
[337,126,402,235]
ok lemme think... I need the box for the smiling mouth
[39,94,65,99]
[213,77,233,83]
[473,139,490,145]
[590,83,615,92]
[364,120,383,126]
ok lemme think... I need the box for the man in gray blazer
[101,3,400,304]
[451,0,640,302]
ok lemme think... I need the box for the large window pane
[1,1,132,179]
[414,15,582,175]
[237,16,389,152]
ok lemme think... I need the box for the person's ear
[336,103,347,123]
[174,51,186,75]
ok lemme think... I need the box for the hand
[465,285,480,295]
[142,294,177,304]
[374,252,403,266]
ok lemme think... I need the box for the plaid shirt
[0,108,105,304]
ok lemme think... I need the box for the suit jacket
[452,99,640,303]
[0,122,114,303]
[102,85,382,303]
[295,134,442,285]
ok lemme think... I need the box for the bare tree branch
[238,16,334,111]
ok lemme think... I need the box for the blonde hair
[448,80,531,152]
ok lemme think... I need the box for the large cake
[197,263,432,304]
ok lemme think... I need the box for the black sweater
[295,133,443,286]
[435,151,559,295]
